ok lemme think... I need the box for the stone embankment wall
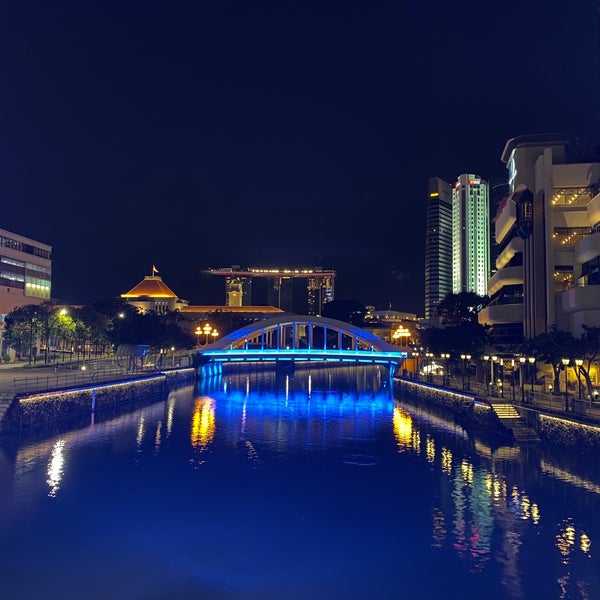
[396,377,600,451]
[394,378,512,440]
[535,413,600,451]
[1,368,195,433]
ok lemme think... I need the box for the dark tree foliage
[419,321,488,358]
[435,292,489,327]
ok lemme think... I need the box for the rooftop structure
[204,266,336,315]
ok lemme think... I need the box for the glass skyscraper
[425,174,490,320]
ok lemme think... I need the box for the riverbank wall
[394,377,512,441]
[395,376,600,452]
[0,368,195,435]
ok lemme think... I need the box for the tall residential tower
[452,174,490,297]
[425,174,490,320]
[425,177,452,320]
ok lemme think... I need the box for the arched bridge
[196,315,407,373]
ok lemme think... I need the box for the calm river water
[0,365,599,600]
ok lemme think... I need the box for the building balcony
[478,303,523,325]
[487,265,523,297]
[574,232,600,264]
[494,197,517,245]
[496,237,523,270]
[562,284,600,314]
[587,192,600,226]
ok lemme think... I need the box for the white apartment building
[478,134,600,339]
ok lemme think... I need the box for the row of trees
[3,299,197,364]
[421,292,600,398]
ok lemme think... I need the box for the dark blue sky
[1,1,599,314]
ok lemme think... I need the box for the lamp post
[575,359,583,401]
[425,351,434,382]
[492,356,498,395]
[519,357,526,402]
[211,329,219,344]
[171,346,175,367]
[441,353,450,386]
[528,357,535,401]
[412,352,420,379]
[483,355,489,392]
[195,326,202,349]
[562,358,570,411]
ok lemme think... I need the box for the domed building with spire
[121,266,189,314]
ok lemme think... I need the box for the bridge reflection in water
[195,366,395,453]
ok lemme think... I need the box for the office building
[425,175,490,321]
[478,134,600,341]
[0,228,52,318]
[424,177,452,320]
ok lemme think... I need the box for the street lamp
[562,358,570,411]
[528,357,535,401]
[425,351,434,381]
[519,357,526,402]
[171,346,175,367]
[483,355,490,391]
[211,329,219,344]
[460,354,471,389]
[440,353,450,385]
[492,356,498,394]
[412,352,420,378]
[194,326,202,348]
[575,359,583,401]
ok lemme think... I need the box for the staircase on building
[490,402,541,444]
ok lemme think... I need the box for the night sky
[2,1,599,315]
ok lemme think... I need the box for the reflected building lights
[154,421,162,452]
[46,439,65,498]
[190,397,216,450]
[441,447,452,475]
[432,506,447,548]
[426,435,435,463]
[136,417,145,449]
[166,396,176,436]
[393,406,413,451]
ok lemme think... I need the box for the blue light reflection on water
[1,366,600,599]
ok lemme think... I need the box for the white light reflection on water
[46,439,65,498]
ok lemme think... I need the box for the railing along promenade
[0,355,193,397]
[403,372,600,424]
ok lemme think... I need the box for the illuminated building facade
[425,177,452,320]
[121,270,189,314]
[205,266,335,315]
[425,174,490,321]
[478,134,600,340]
[0,227,52,318]
[451,174,490,297]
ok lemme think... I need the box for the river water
[0,365,599,600]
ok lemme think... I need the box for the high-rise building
[424,177,452,320]
[204,266,336,315]
[451,174,490,297]
[478,134,600,341]
[0,228,52,318]
[425,174,490,320]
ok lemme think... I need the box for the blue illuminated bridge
[195,315,407,375]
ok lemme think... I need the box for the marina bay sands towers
[204,266,336,315]
[425,174,490,320]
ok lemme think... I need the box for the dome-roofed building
[121,267,189,314]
